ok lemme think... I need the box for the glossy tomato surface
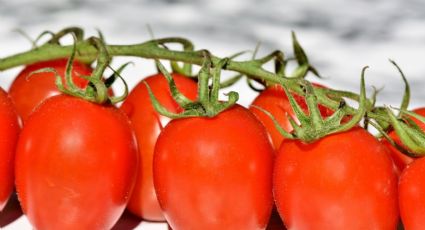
[381,108,425,174]
[120,73,198,221]
[9,59,92,123]
[153,105,274,230]
[15,95,138,230]
[0,88,19,211]
[274,127,398,230]
[249,84,333,150]
[399,156,425,230]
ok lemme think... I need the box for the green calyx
[365,60,425,157]
[253,67,368,143]
[145,51,239,119]
[380,108,425,157]
[29,29,129,105]
[368,60,410,132]
[290,31,321,79]
[245,32,321,92]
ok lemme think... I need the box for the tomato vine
[0,27,424,153]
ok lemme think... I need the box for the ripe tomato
[0,88,19,211]
[15,95,138,230]
[8,59,93,123]
[274,127,398,230]
[381,108,425,174]
[249,84,333,150]
[399,156,425,229]
[120,73,198,221]
[153,105,274,230]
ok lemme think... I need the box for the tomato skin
[154,105,274,230]
[249,84,333,150]
[274,127,398,230]
[382,131,414,175]
[399,156,425,230]
[0,88,19,211]
[9,59,92,123]
[120,73,198,221]
[15,95,138,230]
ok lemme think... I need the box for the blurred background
[1,0,425,228]
[1,0,425,107]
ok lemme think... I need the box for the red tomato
[0,88,19,211]
[8,59,93,123]
[381,108,425,174]
[249,84,333,150]
[153,105,274,230]
[120,73,198,221]
[274,127,398,230]
[399,156,425,229]
[15,95,138,230]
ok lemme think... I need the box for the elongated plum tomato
[153,105,274,230]
[8,59,93,123]
[120,73,197,221]
[15,95,138,230]
[381,108,425,174]
[0,88,19,211]
[274,127,398,230]
[399,156,425,230]
[249,84,333,150]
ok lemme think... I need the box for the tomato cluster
[0,33,424,230]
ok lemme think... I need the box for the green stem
[0,39,279,83]
[89,37,110,80]
[0,37,377,118]
[47,27,84,45]
[4,31,424,147]
[198,53,211,110]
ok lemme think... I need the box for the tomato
[399,156,425,229]
[8,59,93,123]
[15,95,138,230]
[381,108,425,174]
[382,132,414,175]
[274,127,398,230]
[249,84,333,150]
[0,88,19,211]
[153,105,274,230]
[120,73,198,221]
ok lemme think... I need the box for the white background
[1,0,425,229]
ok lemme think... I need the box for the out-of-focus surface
[1,0,425,107]
[1,0,424,229]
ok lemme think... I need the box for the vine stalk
[2,28,425,152]
[0,37,364,116]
